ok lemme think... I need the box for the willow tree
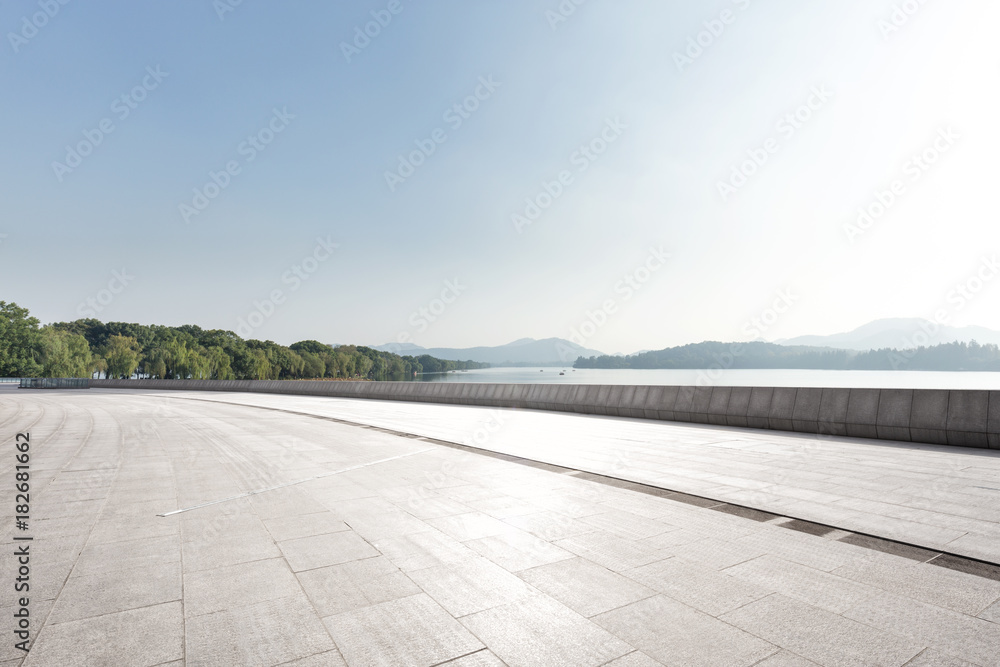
[39,328,93,378]
[103,335,142,379]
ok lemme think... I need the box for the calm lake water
[418,367,1000,389]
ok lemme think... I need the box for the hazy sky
[2,1,998,354]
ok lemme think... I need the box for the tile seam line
[144,394,1000,571]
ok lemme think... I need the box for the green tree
[161,339,189,379]
[187,347,212,379]
[103,335,142,379]
[0,302,42,377]
[39,328,93,377]
[91,356,108,380]
[206,346,234,380]
[248,349,272,379]
[298,350,326,378]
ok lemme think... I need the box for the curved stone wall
[89,379,1000,450]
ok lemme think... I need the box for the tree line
[0,301,488,380]
[574,340,1000,371]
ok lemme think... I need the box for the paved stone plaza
[2,386,999,666]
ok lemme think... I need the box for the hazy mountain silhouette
[776,318,1000,351]
[373,338,604,365]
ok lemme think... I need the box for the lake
[418,367,1000,389]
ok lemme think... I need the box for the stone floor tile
[667,536,766,570]
[602,651,665,666]
[502,510,597,542]
[370,529,479,572]
[751,651,821,666]
[518,557,656,617]
[461,593,633,667]
[843,592,1000,667]
[555,530,669,572]
[22,602,183,667]
[578,509,677,541]
[296,556,421,617]
[721,594,924,667]
[435,649,508,665]
[324,593,483,667]
[277,530,379,573]
[48,560,182,624]
[979,598,1000,624]
[901,649,981,667]
[592,595,777,667]
[183,526,282,573]
[184,557,302,618]
[73,535,181,577]
[274,649,348,666]
[186,594,335,667]
[833,557,1000,616]
[428,512,518,542]
[262,511,350,542]
[626,557,771,617]
[248,486,329,520]
[724,555,880,614]
[408,556,536,617]
[464,527,575,572]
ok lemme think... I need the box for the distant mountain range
[776,318,1000,351]
[370,319,1000,367]
[372,338,604,366]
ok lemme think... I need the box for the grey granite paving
[720,594,924,667]
[172,390,1000,562]
[460,593,634,666]
[323,593,483,666]
[2,386,1000,666]
[517,556,656,617]
[592,594,778,667]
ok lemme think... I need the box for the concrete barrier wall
[89,379,1000,450]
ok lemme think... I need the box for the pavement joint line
[143,393,1000,574]
[156,447,434,517]
[429,648,491,666]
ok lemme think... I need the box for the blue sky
[1,0,998,354]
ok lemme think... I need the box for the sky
[1,0,998,355]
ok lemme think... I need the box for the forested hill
[574,340,1000,371]
[0,301,487,380]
